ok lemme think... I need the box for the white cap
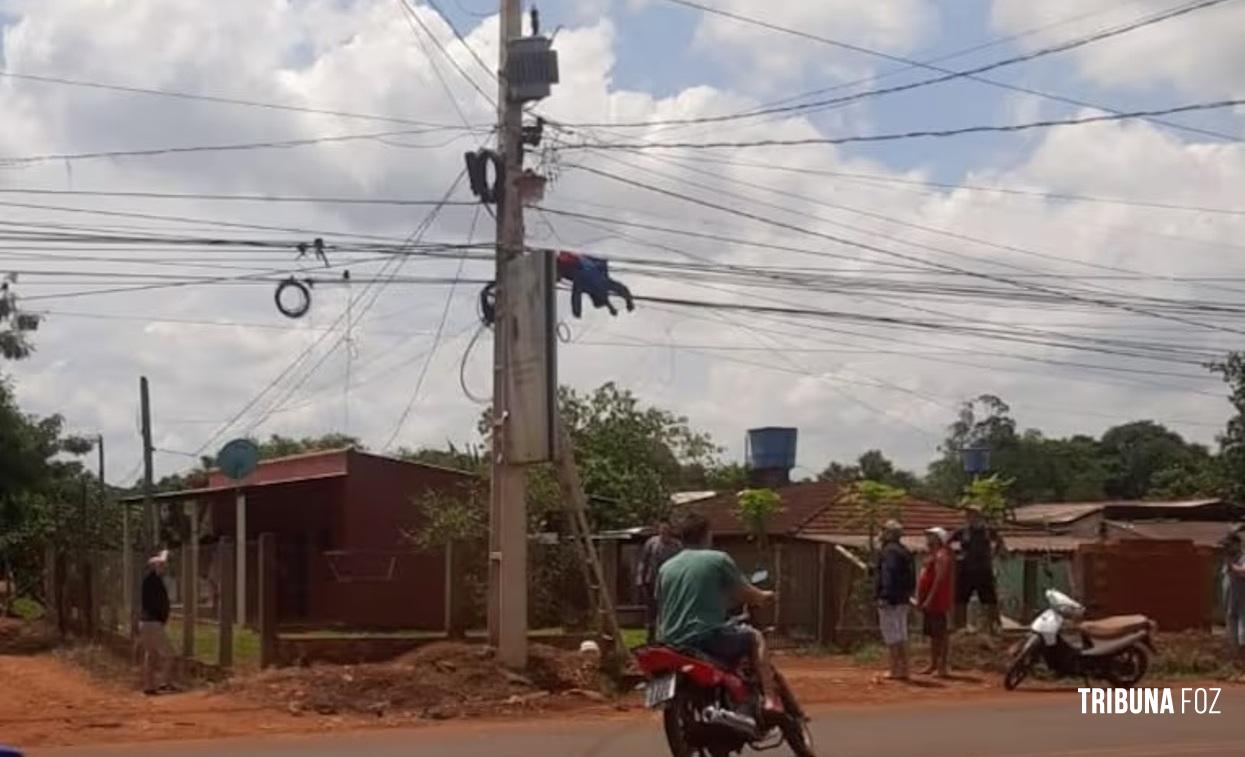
[925,527,949,544]
[148,549,169,566]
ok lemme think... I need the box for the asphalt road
[32,688,1245,757]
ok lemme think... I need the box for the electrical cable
[559,98,1245,150]
[574,0,1239,138]
[0,69,486,129]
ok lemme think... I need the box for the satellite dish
[216,438,260,482]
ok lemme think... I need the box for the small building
[126,448,475,631]
[1012,498,1243,539]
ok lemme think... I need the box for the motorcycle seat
[1079,615,1154,639]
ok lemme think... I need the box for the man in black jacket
[874,520,915,681]
[140,550,175,695]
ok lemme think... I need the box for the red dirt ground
[1,637,1239,749]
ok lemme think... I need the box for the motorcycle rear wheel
[1104,646,1149,688]
[662,694,696,757]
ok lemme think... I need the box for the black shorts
[956,567,998,605]
[923,611,949,637]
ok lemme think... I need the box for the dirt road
[32,689,1245,756]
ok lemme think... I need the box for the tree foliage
[960,474,1013,521]
[820,449,917,490]
[843,480,906,554]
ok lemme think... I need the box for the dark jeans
[640,584,659,644]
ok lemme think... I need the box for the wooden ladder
[555,419,629,661]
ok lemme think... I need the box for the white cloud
[689,0,940,91]
[0,0,1239,487]
[990,0,1245,99]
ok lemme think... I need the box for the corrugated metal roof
[1104,519,1243,547]
[802,533,1085,554]
[120,470,348,503]
[1013,499,1226,526]
[1011,502,1105,525]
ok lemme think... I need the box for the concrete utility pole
[488,0,529,669]
[139,376,155,552]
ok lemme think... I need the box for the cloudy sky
[1,0,1243,482]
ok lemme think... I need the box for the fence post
[83,553,96,639]
[219,538,235,668]
[816,543,827,646]
[443,541,453,637]
[181,502,200,661]
[258,533,278,668]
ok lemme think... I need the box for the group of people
[873,507,1005,681]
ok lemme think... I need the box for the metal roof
[119,471,347,503]
[1104,519,1243,547]
[1012,499,1227,526]
[802,533,1086,555]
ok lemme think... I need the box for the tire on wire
[1104,645,1149,688]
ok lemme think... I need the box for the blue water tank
[746,427,798,471]
[962,446,991,474]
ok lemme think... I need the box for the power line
[0,126,480,166]
[556,164,1245,338]
[689,159,1245,218]
[578,0,1239,138]
[0,187,484,206]
[0,69,485,129]
[382,204,483,450]
[397,0,498,111]
[560,98,1245,150]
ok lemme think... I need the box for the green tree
[480,383,725,529]
[735,488,783,564]
[821,450,918,490]
[1211,353,1245,502]
[1097,421,1213,500]
[924,395,1018,504]
[960,474,1013,521]
[843,480,906,554]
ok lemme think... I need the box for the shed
[124,448,476,631]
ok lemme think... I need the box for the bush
[10,597,44,621]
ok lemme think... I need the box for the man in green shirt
[657,513,777,709]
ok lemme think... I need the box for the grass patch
[164,620,261,670]
[850,643,885,665]
[622,627,647,650]
[9,597,44,621]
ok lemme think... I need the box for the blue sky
[437,0,1240,182]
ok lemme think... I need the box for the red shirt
[917,546,954,613]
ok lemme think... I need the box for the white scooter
[1004,589,1156,690]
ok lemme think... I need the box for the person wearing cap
[874,519,915,681]
[140,550,175,695]
[917,527,955,678]
[949,506,1006,633]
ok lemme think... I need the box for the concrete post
[258,533,277,668]
[218,538,235,668]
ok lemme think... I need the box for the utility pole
[488,0,529,669]
[140,376,156,552]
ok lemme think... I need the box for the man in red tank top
[917,527,955,677]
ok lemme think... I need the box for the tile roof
[682,480,841,536]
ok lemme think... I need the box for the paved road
[32,688,1244,757]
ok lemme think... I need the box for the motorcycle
[1003,588,1156,691]
[635,571,816,757]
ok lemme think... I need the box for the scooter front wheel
[1004,638,1038,691]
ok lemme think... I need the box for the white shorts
[878,604,909,646]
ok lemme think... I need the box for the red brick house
[132,448,475,630]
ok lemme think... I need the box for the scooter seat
[1079,615,1154,639]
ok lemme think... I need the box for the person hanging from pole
[556,250,635,318]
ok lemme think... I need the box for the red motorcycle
[635,571,816,757]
